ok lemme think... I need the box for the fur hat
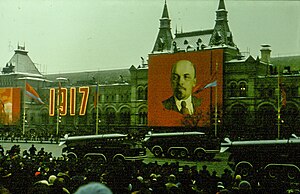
[75,182,112,194]
[48,175,57,185]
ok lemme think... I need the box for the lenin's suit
[162,96,202,114]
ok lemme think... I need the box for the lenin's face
[171,60,196,100]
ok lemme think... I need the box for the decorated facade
[0,0,299,139]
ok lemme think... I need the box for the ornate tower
[209,0,235,47]
[152,0,173,53]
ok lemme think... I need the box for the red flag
[193,65,217,94]
[94,84,99,108]
[280,83,287,108]
[26,83,44,104]
[58,82,62,113]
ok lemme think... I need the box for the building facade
[0,0,299,139]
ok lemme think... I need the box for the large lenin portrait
[148,49,223,128]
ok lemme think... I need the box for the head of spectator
[217,181,225,190]
[168,174,176,183]
[48,175,57,185]
[235,174,241,182]
[137,176,144,183]
[34,180,49,186]
[29,181,51,194]
[74,182,112,194]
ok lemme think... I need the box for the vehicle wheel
[235,162,253,179]
[179,150,187,158]
[96,155,106,164]
[113,155,125,163]
[66,154,77,162]
[152,147,163,157]
[169,149,177,158]
[195,150,206,160]
[287,167,299,181]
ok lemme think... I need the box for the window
[145,87,148,100]
[257,104,277,137]
[119,107,131,125]
[138,107,147,125]
[137,87,146,100]
[229,82,238,97]
[239,82,247,97]
[287,85,298,97]
[106,108,116,125]
[259,85,275,99]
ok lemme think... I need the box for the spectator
[29,144,37,156]
[38,148,46,157]
[0,144,4,156]
[0,185,11,194]
[165,174,177,191]
[22,150,30,159]
[74,182,112,194]
[50,177,70,194]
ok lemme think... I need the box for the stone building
[0,0,299,139]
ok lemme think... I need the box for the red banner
[148,49,223,127]
[0,88,21,125]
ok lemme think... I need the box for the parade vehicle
[221,134,300,186]
[59,133,147,164]
[143,131,220,160]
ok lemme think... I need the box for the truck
[221,135,300,188]
[59,133,147,165]
[143,131,220,160]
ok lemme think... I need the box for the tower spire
[209,0,235,47]
[162,0,169,18]
[218,0,226,10]
[151,0,173,53]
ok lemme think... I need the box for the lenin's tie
[180,101,190,115]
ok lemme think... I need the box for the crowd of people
[0,144,299,194]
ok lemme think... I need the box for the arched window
[229,82,238,97]
[111,94,115,102]
[228,104,247,136]
[105,93,115,102]
[137,87,144,100]
[138,107,148,125]
[259,84,274,98]
[119,107,131,125]
[239,82,247,97]
[257,104,277,138]
[267,87,275,98]
[281,104,299,136]
[290,85,298,97]
[145,87,148,100]
[106,107,116,125]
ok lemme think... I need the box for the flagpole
[56,81,60,140]
[214,63,218,137]
[23,80,26,135]
[277,66,281,139]
[95,82,99,135]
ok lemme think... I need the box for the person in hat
[74,182,112,194]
